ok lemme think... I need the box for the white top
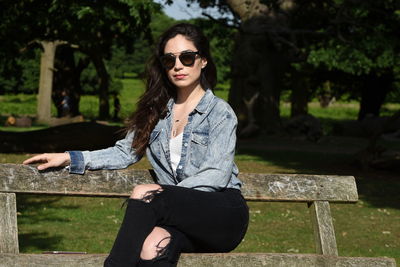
[169,132,183,173]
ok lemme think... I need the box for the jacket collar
[166,89,214,116]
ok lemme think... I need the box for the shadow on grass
[17,194,80,224]
[19,232,63,253]
[16,194,81,252]
[237,140,400,211]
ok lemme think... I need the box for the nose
[174,57,184,70]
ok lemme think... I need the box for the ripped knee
[140,228,171,260]
[130,184,163,203]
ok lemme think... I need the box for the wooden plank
[0,164,358,202]
[0,164,153,197]
[240,173,358,202]
[0,193,19,253]
[0,253,396,267]
[309,201,338,256]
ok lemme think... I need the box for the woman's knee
[130,184,163,202]
[140,227,171,260]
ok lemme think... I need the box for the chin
[172,80,195,89]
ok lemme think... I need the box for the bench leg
[308,200,338,256]
[0,193,19,253]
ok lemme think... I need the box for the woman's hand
[23,153,71,170]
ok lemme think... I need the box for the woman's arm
[23,152,71,170]
[23,131,141,174]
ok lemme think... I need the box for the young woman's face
[163,34,207,91]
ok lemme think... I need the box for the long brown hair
[126,23,217,157]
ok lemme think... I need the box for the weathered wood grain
[0,164,358,202]
[0,193,19,253]
[240,173,358,202]
[0,253,396,267]
[309,201,338,256]
[0,164,395,265]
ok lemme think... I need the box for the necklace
[172,119,184,137]
[171,89,204,138]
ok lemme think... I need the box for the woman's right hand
[23,153,71,171]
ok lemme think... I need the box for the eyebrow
[164,49,196,55]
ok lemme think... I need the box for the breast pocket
[189,131,209,168]
[148,130,161,158]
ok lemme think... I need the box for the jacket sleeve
[67,131,141,174]
[176,110,238,192]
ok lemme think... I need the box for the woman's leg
[105,184,249,266]
[137,226,195,267]
[151,185,249,253]
[104,184,163,267]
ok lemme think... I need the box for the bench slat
[0,193,19,253]
[0,164,358,202]
[0,253,396,267]
[309,201,338,256]
[240,173,358,202]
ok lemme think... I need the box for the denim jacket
[67,89,242,192]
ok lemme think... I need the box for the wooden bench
[0,163,396,266]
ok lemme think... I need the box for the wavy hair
[126,23,217,157]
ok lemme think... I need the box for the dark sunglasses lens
[179,53,196,66]
[161,55,175,69]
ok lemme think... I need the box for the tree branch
[201,12,240,29]
[19,40,40,53]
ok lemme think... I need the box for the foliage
[110,12,176,78]
[1,0,156,56]
[191,18,237,89]
[1,77,399,133]
[0,0,159,110]
[306,1,399,76]
[178,0,400,120]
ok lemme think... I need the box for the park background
[0,0,399,263]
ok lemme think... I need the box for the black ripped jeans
[104,185,249,267]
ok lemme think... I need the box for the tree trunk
[90,54,110,120]
[226,0,294,135]
[37,41,57,123]
[53,46,88,117]
[358,72,392,121]
[291,72,309,117]
[228,22,284,133]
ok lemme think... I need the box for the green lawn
[0,79,399,263]
[1,82,398,133]
[2,144,399,263]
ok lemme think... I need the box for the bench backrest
[0,163,358,257]
[0,164,358,202]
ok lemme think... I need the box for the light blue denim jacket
[67,89,242,192]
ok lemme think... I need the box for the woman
[23,23,249,267]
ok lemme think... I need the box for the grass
[0,79,399,263]
[0,80,227,125]
[0,78,145,131]
[280,101,400,135]
[2,84,398,133]
[2,143,399,263]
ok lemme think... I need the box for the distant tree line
[182,0,399,134]
[0,0,398,129]
[0,0,158,120]
[0,1,235,120]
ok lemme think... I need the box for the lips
[173,74,187,79]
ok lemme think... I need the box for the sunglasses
[160,51,200,70]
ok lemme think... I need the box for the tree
[182,0,317,134]
[179,0,399,134]
[0,0,158,121]
[306,0,400,120]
